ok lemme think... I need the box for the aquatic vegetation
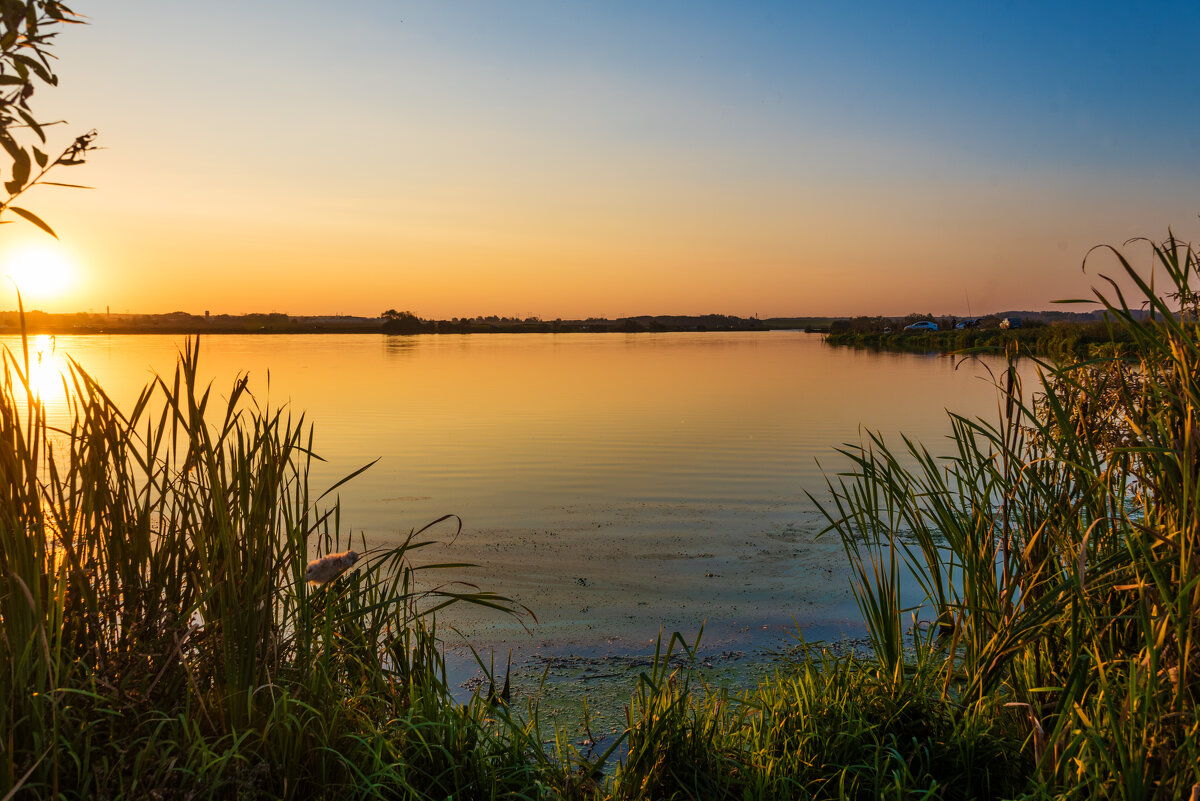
[820,232,1200,799]
[0,335,542,798]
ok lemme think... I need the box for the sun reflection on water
[5,334,70,414]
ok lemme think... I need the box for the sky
[2,1,1199,318]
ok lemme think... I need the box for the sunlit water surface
[5,332,1011,662]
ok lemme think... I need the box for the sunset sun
[3,243,78,304]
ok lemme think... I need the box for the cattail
[305,550,359,584]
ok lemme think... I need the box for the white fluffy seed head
[305,549,359,584]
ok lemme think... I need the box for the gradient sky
[3,1,1199,317]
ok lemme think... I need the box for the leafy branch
[0,0,95,238]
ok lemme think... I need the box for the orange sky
[2,2,1198,319]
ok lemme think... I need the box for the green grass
[610,636,1030,800]
[5,232,1200,798]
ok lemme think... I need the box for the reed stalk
[0,333,541,798]
[818,232,1200,799]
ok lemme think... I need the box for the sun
[3,243,77,304]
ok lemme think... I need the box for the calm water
[9,331,1009,655]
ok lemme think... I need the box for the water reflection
[0,331,1015,653]
[382,336,419,358]
[1,334,71,413]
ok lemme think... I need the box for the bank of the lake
[825,320,1132,357]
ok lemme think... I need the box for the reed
[0,329,552,798]
[598,632,1028,800]
[818,232,1200,799]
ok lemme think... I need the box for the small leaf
[8,206,57,238]
[14,55,53,85]
[7,150,31,192]
[15,110,45,142]
[32,147,46,168]
[0,134,20,162]
[0,76,24,85]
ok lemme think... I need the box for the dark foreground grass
[5,233,1200,799]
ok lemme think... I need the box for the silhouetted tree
[381,309,429,334]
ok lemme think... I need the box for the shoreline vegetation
[0,310,791,336]
[5,232,1200,799]
[823,313,1137,358]
[3,309,1118,341]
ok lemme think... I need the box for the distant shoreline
[825,323,1131,358]
[1,308,1116,337]
[0,312,830,336]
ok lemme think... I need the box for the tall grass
[599,631,1029,800]
[818,233,1200,799]
[0,330,560,798]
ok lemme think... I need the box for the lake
[9,331,1009,661]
